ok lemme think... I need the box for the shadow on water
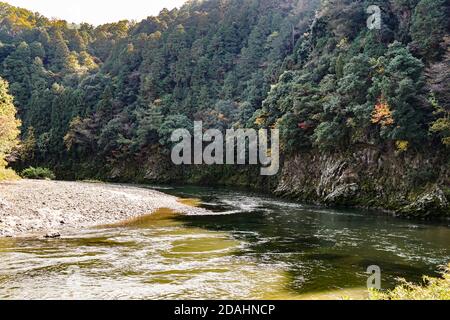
[166,185,450,295]
[0,184,449,299]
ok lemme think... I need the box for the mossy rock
[397,186,450,217]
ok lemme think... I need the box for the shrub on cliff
[21,167,55,180]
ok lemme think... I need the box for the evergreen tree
[369,42,428,144]
[410,0,449,61]
[0,0,447,177]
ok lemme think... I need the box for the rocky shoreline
[0,180,211,238]
[87,145,450,218]
[276,149,450,218]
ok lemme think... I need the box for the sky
[4,0,188,25]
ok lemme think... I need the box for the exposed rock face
[324,183,359,205]
[107,147,182,183]
[397,187,449,217]
[91,145,449,219]
[276,147,450,217]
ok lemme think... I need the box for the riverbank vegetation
[370,264,450,300]
[20,166,55,180]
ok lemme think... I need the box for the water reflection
[0,185,449,300]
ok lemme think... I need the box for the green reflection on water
[0,186,449,300]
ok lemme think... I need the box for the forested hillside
[0,0,449,215]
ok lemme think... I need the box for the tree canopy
[0,0,448,178]
[0,76,20,178]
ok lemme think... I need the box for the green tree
[0,77,20,176]
[369,42,428,144]
[49,30,71,72]
[427,43,450,146]
[410,0,449,61]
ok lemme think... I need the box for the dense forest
[0,0,449,215]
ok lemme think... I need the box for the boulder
[397,187,449,217]
[44,231,61,239]
[324,183,359,206]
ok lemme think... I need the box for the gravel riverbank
[0,180,211,238]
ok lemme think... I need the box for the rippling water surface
[1,185,449,299]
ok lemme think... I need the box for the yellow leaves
[0,166,19,181]
[0,79,21,157]
[79,52,98,71]
[396,140,409,152]
[429,93,450,147]
[0,78,20,177]
[267,31,280,43]
[371,98,412,152]
[337,37,349,49]
[67,52,81,73]
[254,115,267,126]
[254,117,265,126]
[369,57,385,75]
[443,137,450,146]
[150,31,162,40]
[0,115,21,152]
[371,98,394,127]
[64,117,83,151]
[176,24,186,34]
[430,118,450,133]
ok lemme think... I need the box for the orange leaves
[371,98,394,127]
[254,116,266,126]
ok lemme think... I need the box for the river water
[1,185,449,299]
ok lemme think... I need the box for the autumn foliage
[371,98,394,127]
[0,77,20,180]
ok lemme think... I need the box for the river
[0,185,449,299]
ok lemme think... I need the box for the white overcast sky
[4,0,188,25]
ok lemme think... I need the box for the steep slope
[0,0,448,217]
